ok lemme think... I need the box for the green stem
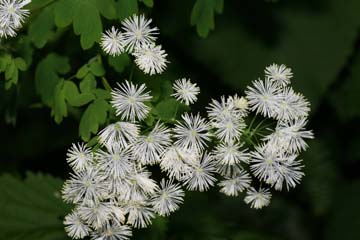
[129,64,135,82]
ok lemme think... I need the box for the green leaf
[52,80,67,124]
[154,98,179,121]
[28,6,55,48]
[95,0,117,19]
[35,54,70,106]
[14,57,27,71]
[75,65,89,79]
[80,74,97,93]
[63,81,95,107]
[54,0,74,28]
[116,0,138,21]
[73,1,102,49]
[0,173,70,240]
[108,54,131,73]
[79,99,110,141]
[138,0,153,7]
[190,0,224,38]
[89,60,105,77]
[1,55,27,90]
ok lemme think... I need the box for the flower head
[244,187,271,209]
[92,223,132,240]
[64,210,91,239]
[100,27,125,56]
[173,113,210,152]
[66,143,93,172]
[218,170,251,197]
[150,179,185,216]
[172,78,200,105]
[265,63,293,87]
[99,121,139,150]
[111,80,152,122]
[0,0,31,38]
[133,43,168,75]
[122,14,158,52]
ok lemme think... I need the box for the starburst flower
[211,116,246,143]
[100,27,125,56]
[150,179,185,216]
[78,202,114,230]
[274,87,310,121]
[111,80,152,122]
[99,121,139,150]
[62,169,108,205]
[265,63,293,87]
[132,122,171,165]
[160,146,196,180]
[123,196,155,228]
[218,170,251,196]
[92,223,132,240]
[0,0,31,38]
[244,187,271,209]
[96,147,133,180]
[174,113,210,152]
[182,153,217,191]
[121,14,158,52]
[245,78,282,118]
[133,43,168,75]
[172,78,200,105]
[264,118,314,153]
[126,167,158,197]
[66,143,93,172]
[213,141,249,166]
[64,210,91,239]
[227,94,249,117]
[207,96,236,122]
[272,156,304,191]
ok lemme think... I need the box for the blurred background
[1,0,360,239]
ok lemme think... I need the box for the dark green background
[1,0,360,239]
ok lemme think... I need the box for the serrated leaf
[108,54,130,72]
[190,0,224,38]
[95,0,117,19]
[0,173,70,240]
[28,6,55,48]
[138,0,153,7]
[116,0,138,21]
[79,99,109,141]
[35,54,70,106]
[63,81,95,107]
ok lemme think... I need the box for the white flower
[96,147,133,179]
[274,87,310,121]
[227,94,249,117]
[126,167,158,196]
[244,187,271,209]
[211,116,246,143]
[100,27,125,56]
[121,14,158,52]
[173,113,210,152]
[0,0,31,38]
[272,155,304,191]
[64,210,91,239]
[123,196,155,228]
[207,96,236,122]
[62,169,108,205]
[245,78,281,118]
[160,146,196,180]
[265,63,293,87]
[183,153,217,192]
[99,121,139,150]
[218,170,251,196]
[78,202,114,229]
[111,80,152,122]
[92,223,132,240]
[133,43,168,75]
[132,122,171,165]
[172,78,200,105]
[264,118,314,153]
[66,143,93,172]
[150,179,185,216]
[213,141,249,166]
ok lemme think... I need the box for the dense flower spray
[63,14,314,240]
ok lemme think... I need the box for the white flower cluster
[100,15,168,75]
[62,64,313,239]
[0,0,31,38]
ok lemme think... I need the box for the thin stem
[128,64,135,82]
